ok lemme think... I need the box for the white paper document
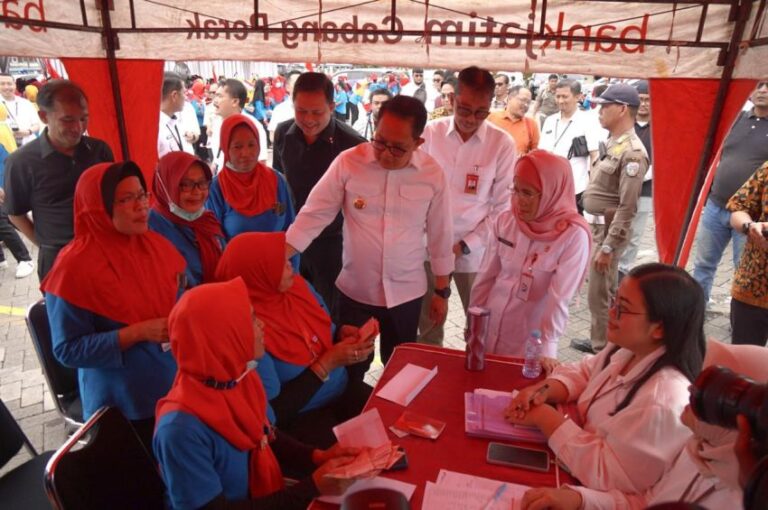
[333,408,389,448]
[420,469,531,510]
[316,476,417,505]
[376,364,438,406]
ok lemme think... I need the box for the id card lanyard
[464,164,480,194]
[553,118,573,149]
[516,252,538,301]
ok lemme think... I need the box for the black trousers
[0,212,31,264]
[38,245,64,283]
[731,298,768,347]
[300,235,343,323]
[337,290,423,381]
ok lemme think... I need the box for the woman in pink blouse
[469,150,591,361]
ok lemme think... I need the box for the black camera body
[690,366,768,510]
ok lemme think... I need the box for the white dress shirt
[548,347,692,493]
[2,97,39,146]
[158,111,194,157]
[573,447,742,510]
[211,112,268,170]
[539,109,605,194]
[422,117,517,273]
[286,143,454,308]
[267,99,294,132]
[470,213,590,358]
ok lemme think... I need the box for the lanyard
[2,99,18,123]
[553,118,573,149]
[166,121,183,151]
[679,472,718,503]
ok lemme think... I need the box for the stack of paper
[422,470,530,510]
[324,443,404,479]
[464,389,547,443]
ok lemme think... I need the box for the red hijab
[215,232,333,366]
[153,152,224,283]
[217,114,278,216]
[156,278,284,498]
[190,79,205,101]
[270,76,287,103]
[513,150,592,243]
[41,162,186,325]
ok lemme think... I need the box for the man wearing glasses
[286,95,453,379]
[491,73,510,111]
[418,66,517,345]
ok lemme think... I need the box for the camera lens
[690,366,768,441]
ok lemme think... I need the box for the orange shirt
[488,111,540,155]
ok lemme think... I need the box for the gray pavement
[0,214,736,474]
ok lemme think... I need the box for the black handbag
[568,135,590,159]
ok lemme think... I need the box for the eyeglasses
[371,139,408,157]
[609,296,645,320]
[509,186,540,200]
[757,82,768,90]
[115,191,151,207]
[179,179,210,192]
[455,103,491,120]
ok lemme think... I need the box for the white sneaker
[15,260,34,279]
[0,260,8,269]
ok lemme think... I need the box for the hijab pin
[353,198,366,210]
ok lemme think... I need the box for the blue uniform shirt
[148,209,226,288]
[46,294,177,420]
[154,410,249,509]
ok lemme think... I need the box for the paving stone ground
[0,213,736,475]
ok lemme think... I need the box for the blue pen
[481,483,507,510]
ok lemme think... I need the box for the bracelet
[310,360,329,382]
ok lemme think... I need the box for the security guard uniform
[582,128,649,351]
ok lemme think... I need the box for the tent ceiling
[1,1,765,78]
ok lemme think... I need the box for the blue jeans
[692,198,746,302]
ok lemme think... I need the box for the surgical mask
[170,202,205,222]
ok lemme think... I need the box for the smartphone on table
[486,442,550,472]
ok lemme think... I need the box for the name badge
[464,173,479,194]
[517,273,534,301]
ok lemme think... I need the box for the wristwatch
[600,245,614,254]
[458,240,471,255]
[742,221,753,235]
[434,287,452,299]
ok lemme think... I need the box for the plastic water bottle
[522,330,543,379]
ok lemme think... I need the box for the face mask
[170,202,205,222]
[225,161,252,173]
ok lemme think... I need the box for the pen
[515,383,550,412]
[481,483,507,510]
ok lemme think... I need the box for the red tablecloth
[314,343,573,509]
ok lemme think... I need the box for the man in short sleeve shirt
[574,84,649,354]
[3,80,114,281]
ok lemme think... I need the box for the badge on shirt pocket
[517,273,534,301]
[272,202,286,215]
[465,173,479,194]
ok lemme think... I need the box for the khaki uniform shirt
[582,128,649,249]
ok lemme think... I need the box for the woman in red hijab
[216,233,374,447]
[43,161,187,449]
[470,150,592,364]
[206,114,295,242]
[150,152,224,287]
[154,277,359,509]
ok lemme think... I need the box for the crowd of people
[0,63,766,509]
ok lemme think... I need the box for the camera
[690,366,767,441]
[690,366,768,510]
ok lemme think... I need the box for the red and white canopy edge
[1,0,766,264]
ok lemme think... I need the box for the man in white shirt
[211,78,267,172]
[353,88,392,141]
[400,68,428,105]
[268,70,301,144]
[539,79,604,213]
[419,66,517,345]
[286,95,454,379]
[0,73,39,146]
[157,72,195,157]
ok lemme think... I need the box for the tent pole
[99,0,130,160]
[672,0,753,265]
